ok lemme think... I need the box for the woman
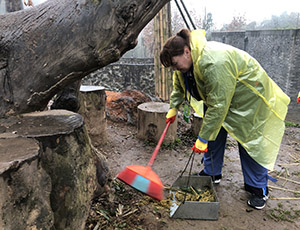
[161,29,290,210]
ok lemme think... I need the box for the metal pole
[179,0,196,30]
[174,0,191,30]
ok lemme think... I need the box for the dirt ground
[86,114,300,230]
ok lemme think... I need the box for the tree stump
[191,112,203,137]
[137,102,177,144]
[0,110,101,230]
[0,135,53,230]
[79,85,107,147]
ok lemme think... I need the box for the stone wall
[210,29,300,122]
[82,58,155,96]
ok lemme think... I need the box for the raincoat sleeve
[198,60,237,141]
[169,71,185,110]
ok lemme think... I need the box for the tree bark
[0,110,101,229]
[51,80,81,112]
[0,136,54,230]
[78,85,107,147]
[0,0,170,117]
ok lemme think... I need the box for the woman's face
[171,46,193,73]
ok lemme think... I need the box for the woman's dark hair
[160,28,191,67]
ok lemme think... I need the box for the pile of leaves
[85,179,169,230]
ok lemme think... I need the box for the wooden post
[78,85,107,147]
[154,17,161,97]
[159,11,165,99]
[154,3,172,101]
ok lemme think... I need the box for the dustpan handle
[147,121,171,167]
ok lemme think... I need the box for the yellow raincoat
[170,30,290,170]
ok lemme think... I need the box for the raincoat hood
[190,30,207,65]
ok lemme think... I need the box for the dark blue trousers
[202,126,269,188]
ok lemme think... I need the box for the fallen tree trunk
[0,0,169,117]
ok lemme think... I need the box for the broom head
[117,165,163,200]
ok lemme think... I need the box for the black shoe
[245,184,269,210]
[194,170,222,184]
[247,195,268,210]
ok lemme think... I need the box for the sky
[23,0,45,7]
[26,0,300,29]
[183,0,300,28]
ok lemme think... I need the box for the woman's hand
[192,137,208,153]
[166,108,177,124]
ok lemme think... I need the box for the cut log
[137,102,177,144]
[0,110,102,230]
[191,112,203,137]
[79,85,107,147]
[0,135,54,230]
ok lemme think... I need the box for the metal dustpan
[169,175,219,220]
[169,151,219,220]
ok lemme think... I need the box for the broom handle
[147,121,171,167]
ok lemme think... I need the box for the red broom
[117,121,171,200]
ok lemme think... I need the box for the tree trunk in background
[4,0,23,12]
[0,0,170,117]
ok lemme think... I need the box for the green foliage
[162,137,182,149]
[220,226,228,230]
[285,121,300,128]
[266,207,300,222]
[277,202,283,208]
[143,137,182,150]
